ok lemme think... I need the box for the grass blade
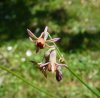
[0,65,59,98]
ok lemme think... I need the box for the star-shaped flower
[27,26,60,53]
[31,46,67,81]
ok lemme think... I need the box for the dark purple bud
[56,70,62,81]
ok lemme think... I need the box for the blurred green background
[0,0,100,98]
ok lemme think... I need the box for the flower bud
[56,70,62,81]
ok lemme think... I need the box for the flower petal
[44,49,51,62]
[27,29,38,39]
[44,32,49,41]
[44,26,48,33]
[49,48,57,72]
[39,62,50,67]
[56,63,68,68]
[47,38,60,42]
[39,26,49,40]
[49,48,56,63]
[29,37,35,42]
[45,44,55,48]
[44,26,49,41]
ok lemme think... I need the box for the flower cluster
[27,26,67,81]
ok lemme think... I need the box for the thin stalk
[0,65,58,98]
[48,34,100,98]
[66,67,100,97]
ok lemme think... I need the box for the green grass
[0,39,100,98]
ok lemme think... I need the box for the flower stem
[67,67,100,97]
[48,34,100,98]
[0,65,58,98]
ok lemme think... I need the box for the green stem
[48,34,100,98]
[67,67,100,97]
[0,65,58,98]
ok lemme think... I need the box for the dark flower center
[36,38,45,49]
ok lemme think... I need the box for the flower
[7,46,12,51]
[28,26,67,81]
[31,46,67,81]
[26,50,32,57]
[27,26,60,53]
[21,57,26,62]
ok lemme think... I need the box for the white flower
[7,46,12,51]
[21,57,26,62]
[26,50,32,57]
